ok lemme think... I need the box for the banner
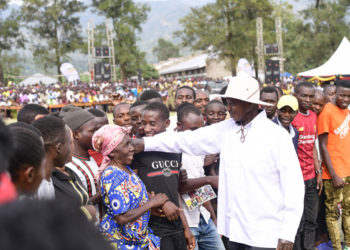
[60,63,80,82]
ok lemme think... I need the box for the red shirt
[292,111,317,181]
[0,172,17,204]
[88,149,103,167]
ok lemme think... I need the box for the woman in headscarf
[93,125,168,249]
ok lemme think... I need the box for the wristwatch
[315,169,322,174]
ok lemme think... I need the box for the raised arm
[142,121,230,156]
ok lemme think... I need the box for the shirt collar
[277,118,296,138]
[233,109,266,128]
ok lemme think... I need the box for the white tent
[20,73,58,86]
[298,37,350,78]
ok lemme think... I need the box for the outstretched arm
[142,121,229,156]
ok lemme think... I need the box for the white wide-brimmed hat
[221,72,273,106]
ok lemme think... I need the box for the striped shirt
[66,154,101,222]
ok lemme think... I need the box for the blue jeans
[190,215,225,250]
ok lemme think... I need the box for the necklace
[236,124,248,143]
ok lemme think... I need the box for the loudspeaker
[264,44,272,54]
[94,63,102,80]
[264,44,279,55]
[95,47,102,57]
[265,59,274,84]
[103,63,110,81]
[103,46,109,57]
[272,60,280,83]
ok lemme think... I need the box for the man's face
[175,88,194,109]
[194,91,209,116]
[260,92,278,119]
[141,110,169,137]
[226,98,255,123]
[177,113,204,132]
[335,86,350,109]
[113,104,131,126]
[130,104,146,135]
[295,86,315,112]
[205,103,226,125]
[324,85,336,103]
[74,119,98,151]
[277,106,297,129]
[312,94,326,116]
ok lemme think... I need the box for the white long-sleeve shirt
[144,110,304,248]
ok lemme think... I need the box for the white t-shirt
[181,153,211,228]
[37,178,55,200]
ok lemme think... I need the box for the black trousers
[160,231,187,250]
[293,177,319,250]
[225,239,274,250]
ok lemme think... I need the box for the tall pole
[256,17,265,82]
[275,16,284,75]
[87,20,95,82]
[106,19,116,82]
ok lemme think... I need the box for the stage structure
[255,16,284,84]
[87,19,116,83]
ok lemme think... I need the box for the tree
[0,1,24,83]
[21,0,86,81]
[282,0,350,75]
[92,0,150,80]
[152,38,180,62]
[175,0,274,75]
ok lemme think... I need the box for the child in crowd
[129,100,148,137]
[112,102,131,127]
[131,102,195,250]
[176,103,224,250]
[205,100,226,126]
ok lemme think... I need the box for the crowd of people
[0,78,223,109]
[0,72,349,250]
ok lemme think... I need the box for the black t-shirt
[131,151,184,237]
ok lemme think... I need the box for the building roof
[159,53,208,75]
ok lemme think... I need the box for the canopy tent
[298,37,350,81]
[19,73,58,86]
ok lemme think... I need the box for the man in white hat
[132,73,305,250]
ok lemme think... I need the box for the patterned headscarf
[92,125,132,180]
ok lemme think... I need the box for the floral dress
[100,165,160,250]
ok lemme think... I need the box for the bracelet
[315,169,322,174]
